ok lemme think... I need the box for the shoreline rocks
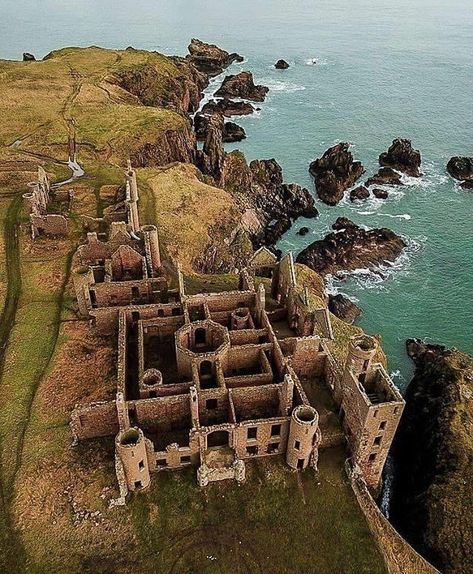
[446,156,473,188]
[201,98,256,117]
[187,38,243,76]
[365,166,403,187]
[23,52,36,61]
[328,294,362,324]
[275,59,289,69]
[390,340,473,574]
[296,217,406,276]
[194,113,246,143]
[309,143,365,205]
[379,138,422,177]
[350,185,370,202]
[215,71,269,102]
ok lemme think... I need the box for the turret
[286,405,319,471]
[345,335,378,379]
[115,427,150,491]
[125,162,140,232]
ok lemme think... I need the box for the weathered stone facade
[23,166,72,238]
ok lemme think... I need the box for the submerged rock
[275,59,290,69]
[215,71,269,102]
[391,340,473,574]
[379,138,422,177]
[350,185,370,202]
[309,143,365,205]
[187,38,243,76]
[297,226,310,236]
[446,156,473,188]
[296,219,406,276]
[201,98,256,117]
[328,294,362,324]
[23,52,36,61]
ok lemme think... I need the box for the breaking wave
[262,79,306,92]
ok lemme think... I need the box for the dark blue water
[2,0,472,384]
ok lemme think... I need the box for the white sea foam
[262,79,306,92]
[305,57,328,66]
[379,213,412,220]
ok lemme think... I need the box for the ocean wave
[305,58,328,66]
[379,213,412,220]
[261,79,306,92]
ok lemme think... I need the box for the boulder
[187,38,243,76]
[379,138,422,177]
[365,167,403,187]
[446,156,473,188]
[23,52,36,61]
[309,143,365,205]
[215,71,269,102]
[297,226,310,236]
[328,294,362,324]
[201,98,256,117]
[275,59,290,69]
[194,114,246,142]
[296,219,406,276]
[223,122,246,143]
[350,185,370,201]
[372,188,389,199]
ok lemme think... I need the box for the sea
[1,0,472,387]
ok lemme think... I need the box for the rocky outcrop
[373,188,388,199]
[379,138,422,177]
[201,98,256,117]
[194,113,246,142]
[391,340,473,574]
[129,122,196,167]
[365,167,403,187]
[309,143,365,205]
[196,114,226,184]
[297,226,310,236]
[328,294,362,324]
[296,218,406,276]
[275,59,290,69]
[223,152,318,248]
[446,156,473,188]
[215,71,269,102]
[112,56,208,113]
[23,52,36,61]
[187,38,243,76]
[350,185,370,202]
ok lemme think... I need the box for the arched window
[195,327,206,346]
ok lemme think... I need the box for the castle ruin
[70,164,404,503]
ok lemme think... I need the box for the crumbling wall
[71,400,118,440]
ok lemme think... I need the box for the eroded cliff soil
[391,340,473,574]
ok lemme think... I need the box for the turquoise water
[2,0,472,384]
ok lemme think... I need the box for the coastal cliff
[391,340,473,574]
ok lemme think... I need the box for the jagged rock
[201,98,256,117]
[391,340,473,574]
[187,38,243,76]
[309,143,365,205]
[223,152,318,248]
[275,59,290,69]
[297,226,310,236]
[379,138,422,177]
[328,294,362,324]
[224,122,246,143]
[350,185,370,201]
[23,52,36,61]
[195,115,225,184]
[194,114,246,142]
[365,167,403,187]
[372,188,388,199]
[296,219,406,276]
[446,156,473,188]
[215,71,269,102]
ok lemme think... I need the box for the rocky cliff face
[187,38,243,76]
[129,122,196,167]
[296,217,406,276]
[391,340,473,574]
[309,143,365,205]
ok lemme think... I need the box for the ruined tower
[125,161,140,233]
[142,224,161,275]
[115,427,151,491]
[286,405,319,471]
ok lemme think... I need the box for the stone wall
[348,465,439,574]
[71,400,119,440]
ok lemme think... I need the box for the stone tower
[73,266,95,317]
[286,405,319,471]
[115,427,151,492]
[125,161,140,233]
[142,224,161,276]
